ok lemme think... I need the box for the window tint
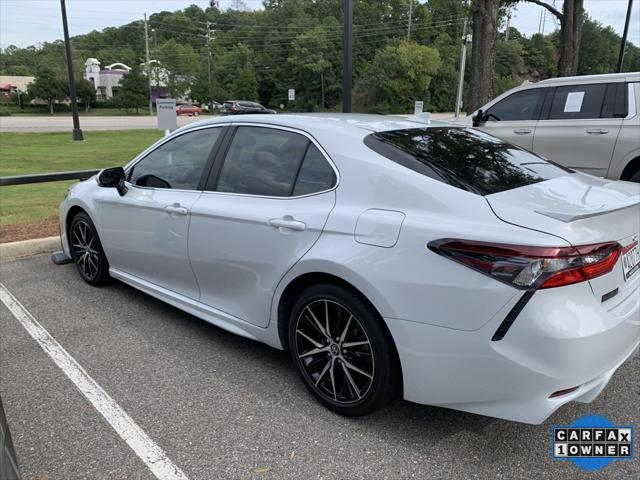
[548,83,607,120]
[293,144,336,195]
[485,89,543,121]
[129,128,221,190]
[216,126,309,196]
[601,83,627,118]
[364,127,570,196]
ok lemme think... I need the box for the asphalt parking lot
[1,254,638,479]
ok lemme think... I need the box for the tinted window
[129,128,221,190]
[293,144,336,196]
[549,83,607,120]
[216,126,309,196]
[364,127,570,196]
[486,89,543,121]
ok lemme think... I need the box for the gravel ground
[0,254,638,480]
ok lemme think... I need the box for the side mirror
[472,109,484,127]
[98,167,128,196]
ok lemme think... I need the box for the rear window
[364,127,570,196]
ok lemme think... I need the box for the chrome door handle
[586,129,609,135]
[513,128,532,134]
[269,217,306,231]
[164,204,188,215]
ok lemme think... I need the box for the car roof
[537,71,640,85]
[178,113,450,136]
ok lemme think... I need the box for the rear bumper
[386,280,640,424]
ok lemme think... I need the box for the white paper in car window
[564,91,585,112]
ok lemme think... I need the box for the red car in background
[176,104,202,116]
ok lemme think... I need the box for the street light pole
[144,14,153,116]
[617,0,634,72]
[342,0,353,113]
[455,17,469,118]
[60,0,83,141]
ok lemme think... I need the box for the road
[0,113,456,133]
[1,254,637,479]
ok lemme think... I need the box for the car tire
[288,283,399,416]
[629,170,640,183]
[69,212,110,286]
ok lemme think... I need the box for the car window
[128,128,222,190]
[548,83,608,120]
[216,126,310,197]
[364,127,570,196]
[485,89,544,121]
[293,144,336,195]
[239,101,253,107]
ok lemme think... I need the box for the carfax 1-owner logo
[552,415,635,471]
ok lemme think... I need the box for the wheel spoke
[296,329,323,349]
[306,306,329,339]
[325,300,330,339]
[342,359,373,379]
[342,340,369,349]
[328,359,337,400]
[298,346,329,359]
[340,359,361,400]
[339,315,352,344]
[314,360,331,387]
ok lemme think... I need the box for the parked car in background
[220,100,276,115]
[176,104,202,116]
[462,72,640,182]
[58,114,639,424]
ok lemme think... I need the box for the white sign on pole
[288,89,295,101]
[414,101,424,115]
[156,98,177,132]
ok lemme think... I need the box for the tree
[156,40,199,98]
[287,27,333,110]
[74,79,96,112]
[523,0,584,76]
[357,41,441,113]
[28,68,66,114]
[113,66,148,114]
[467,0,501,112]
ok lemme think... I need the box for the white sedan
[57,114,640,423]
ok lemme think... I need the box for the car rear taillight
[428,239,622,290]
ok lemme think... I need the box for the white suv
[466,72,640,182]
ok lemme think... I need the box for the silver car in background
[466,72,640,181]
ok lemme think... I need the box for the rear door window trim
[202,122,340,200]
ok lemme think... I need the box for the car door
[533,82,625,177]
[188,124,337,327]
[478,88,545,150]
[97,126,226,299]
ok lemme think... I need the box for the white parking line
[0,283,190,480]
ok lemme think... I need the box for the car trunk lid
[486,172,640,301]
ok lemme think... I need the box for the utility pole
[342,0,353,113]
[617,0,634,72]
[505,10,511,41]
[206,22,215,111]
[455,16,470,118]
[60,0,83,141]
[407,0,413,41]
[144,14,153,116]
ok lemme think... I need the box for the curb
[0,236,61,261]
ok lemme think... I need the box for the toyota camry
[57,114,640,424]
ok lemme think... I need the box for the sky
[0,0,638,50]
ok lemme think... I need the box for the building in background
[140,59,170,103]
[84,58,131,99]
[0,75,35,103]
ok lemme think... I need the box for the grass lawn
[0,130,163,233]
